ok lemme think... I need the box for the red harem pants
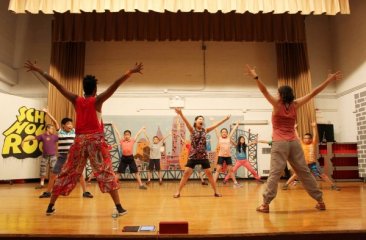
[52,133,119,196]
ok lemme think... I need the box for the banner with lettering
[2,106,45,159]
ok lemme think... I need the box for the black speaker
[317,124,335,143]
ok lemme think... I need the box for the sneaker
[223,179,228,185]
[159,181,163,185]
[146,180,151,185]
[118,208,128,216]
[139,185,147,190]
[233,183,242,188]
[201,181,209,185]
[35,185,44,189]
[46,206,55,216]
[83,191,94,198]
[39,192,51,198]
[331,185,341,191]
[282,184,289,190]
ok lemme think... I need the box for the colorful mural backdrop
[105,115,244,171]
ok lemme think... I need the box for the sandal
[315,202,326,211]
[173,193,180,198]
[256,204,269,213]
[214,193,222,197]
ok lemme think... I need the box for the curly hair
[83,75,97,96]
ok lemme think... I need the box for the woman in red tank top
[25,60,143,216]
[245,64,341,213]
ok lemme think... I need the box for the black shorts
[217,156,233,166]
[185,159,211,169]
[149,159,161,171]
[118,155,138,174]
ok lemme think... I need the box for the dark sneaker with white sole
[82,191,94,198]
[116,205,128,216]
[118,208,128,216]
[46,206,55,216]
[39,192,51,198]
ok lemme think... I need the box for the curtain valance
[9,0,350,15]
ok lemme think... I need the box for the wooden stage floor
[0,180,366,239]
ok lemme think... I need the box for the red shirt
[75,96,104,134]
[272,103,297,141]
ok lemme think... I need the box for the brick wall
[355,91,366,178]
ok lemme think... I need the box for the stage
[0,180,365,239]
